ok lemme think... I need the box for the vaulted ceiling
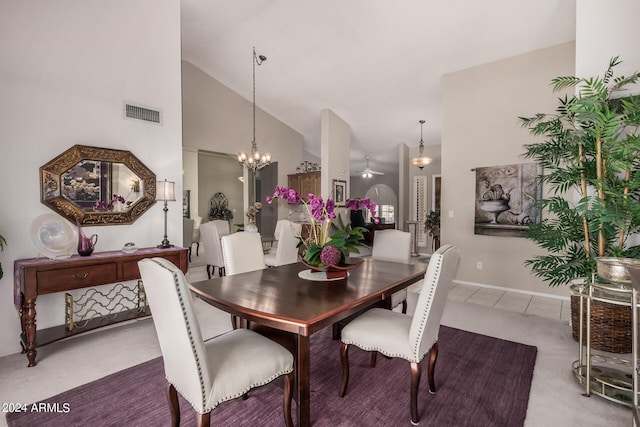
[181,0,576,174]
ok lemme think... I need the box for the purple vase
[76,221,98,256]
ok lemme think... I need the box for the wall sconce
[156,179,176,248]
[130,179,140,194]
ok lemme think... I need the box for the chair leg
[196,242,200,256]
[219,266,225,277]
[410,361,422,425]
[339,343,350,397]
[332,322,341,340]
[206,265,212,279]
[427,342,439,394]
[283,370,295,427]
[188,247,192,263]
[196,411,211,427]
[231,314,238,330]
[402,300,407,314]
[166,383,180,427]
[370,351,377,368]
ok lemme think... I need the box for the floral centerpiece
[93,194,132,212]
[266,186,377,269]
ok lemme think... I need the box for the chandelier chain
[411,119,432,170]
[238,47,271,171]
[252,47,257,149]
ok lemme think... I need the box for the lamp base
[157,240,174,249]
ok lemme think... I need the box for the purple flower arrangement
[93,194,132,212]
[266,186,378,267]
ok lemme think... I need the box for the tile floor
[448,282,572,322]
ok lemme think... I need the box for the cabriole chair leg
[427,342,439,394]
[339,343,350,397]
[167,383,180,427]
[410,361,422,425]
[196,411,211,427]
[283,371,295,427]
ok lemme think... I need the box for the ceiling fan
[352,156,384,178]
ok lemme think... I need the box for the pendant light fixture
[238,47,272,171]
[410,120,433,170]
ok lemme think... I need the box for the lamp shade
[411,120,432,170]
[410,155,433,169]
[156,180,176,201]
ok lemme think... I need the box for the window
[364,184,397,224]
[376,204,395,224]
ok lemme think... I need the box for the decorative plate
[298,269,349,281]
[31,214,76,259]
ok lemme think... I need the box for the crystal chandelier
[238,47,272,171]
[410,119,433,170]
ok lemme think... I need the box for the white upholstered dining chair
[371,229,412,313]
[138,257,294,427]
[200,220,230,278]
[264,221,301,267]
[338,244,460,425]
[221,231,266,275]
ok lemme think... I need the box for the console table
[14,247,188,367]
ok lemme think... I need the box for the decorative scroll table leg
[19,303,26,353]
[24,298,37,367]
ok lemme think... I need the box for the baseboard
[453,279,570,301]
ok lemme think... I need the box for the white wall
[320,109,351,199]
[576,0,640,93]
[0,1,182,356]
[442,42,575,297]
[182,147,199,220]
[182,61,304,221]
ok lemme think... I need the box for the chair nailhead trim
[151,259,208,411]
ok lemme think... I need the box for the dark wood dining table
[189,258,427,426]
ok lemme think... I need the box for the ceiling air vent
[124,103,162,125]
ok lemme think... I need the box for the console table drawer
[37,263,118,294]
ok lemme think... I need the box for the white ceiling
[181,0,576,174]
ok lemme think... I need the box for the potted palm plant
[520,57,640,352]
[424,209,440,251]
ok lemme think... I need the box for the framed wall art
[333,179,346,206]
[473,163,542,237]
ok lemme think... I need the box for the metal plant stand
[570,281,637,407]
[629,268,640,426]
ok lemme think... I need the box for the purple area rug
[6,325,536,426]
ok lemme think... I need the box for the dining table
[189,258,427,426]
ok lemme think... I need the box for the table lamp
[156,179,176,248]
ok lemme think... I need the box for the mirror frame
[40,145,156,226]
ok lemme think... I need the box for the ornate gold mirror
[40,145,156,225]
